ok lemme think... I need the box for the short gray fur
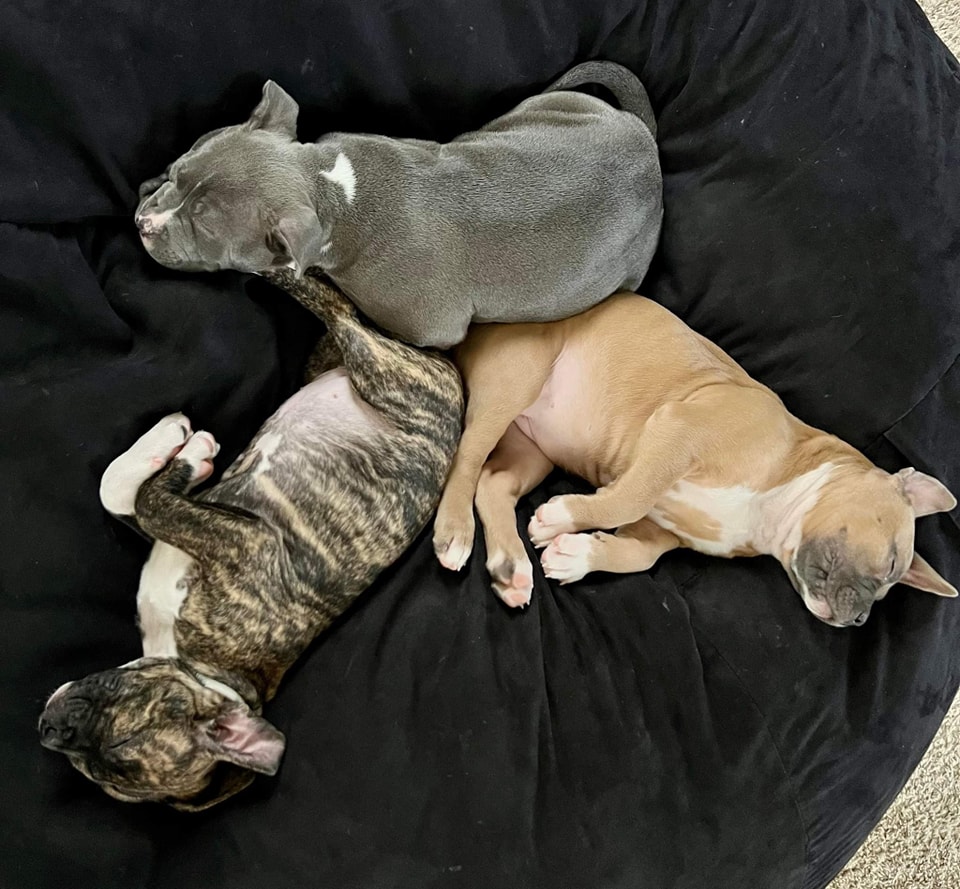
[136,61,662,347]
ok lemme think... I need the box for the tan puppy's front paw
[528,496,576,547]
[433,516,475,571]
[486,552,534,608]
[541,533,595,584]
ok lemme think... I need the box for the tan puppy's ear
[896,468,957,517]
[900,553,958,598]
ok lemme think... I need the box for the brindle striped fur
[39,270,463,810]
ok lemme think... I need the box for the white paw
[541,533,594,584]
[100,413,192,515]
[435,535,473,572]
[177,431,220,487]
[486,551,534,609]
[527,497,575,547]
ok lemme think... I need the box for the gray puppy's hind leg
[264,269,463,447]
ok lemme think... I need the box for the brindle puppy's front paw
[433,515,475,572]
[176,431,220,488]
[486,552,534,608]
[100,413,193,515]
[540,533,595,584]
[527,496,577,547]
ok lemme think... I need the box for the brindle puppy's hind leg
[263,269,463,451]
[303,332,343,383]
[134,431,266,562]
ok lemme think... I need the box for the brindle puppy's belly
[214,368,392,510]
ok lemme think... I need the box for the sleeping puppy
[134,61,661,348]
[38,271,463,810]
[433,293,957,626]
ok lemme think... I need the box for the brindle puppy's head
[135,81,325,275]
[38,658,284,811]
[783,467,957,627]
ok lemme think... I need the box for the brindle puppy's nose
[39,714,76,749]
[39,698,92,750]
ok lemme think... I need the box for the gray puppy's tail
[545,61,657,139]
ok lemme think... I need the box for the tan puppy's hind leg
[474,423,554,608]
[541,519,680,584]
[434,327,554,571]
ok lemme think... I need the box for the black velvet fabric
[2,2,958,888]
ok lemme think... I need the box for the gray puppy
[135,61,662,347]
[38,271,463,811]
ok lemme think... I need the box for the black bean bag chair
[2,1,958,887]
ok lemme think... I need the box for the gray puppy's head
[135,81,326,275]
[38,658,284,811]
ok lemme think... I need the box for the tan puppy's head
[38,658,285,811]
[783,467,957,627]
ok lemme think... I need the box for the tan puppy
[433,293,957,627]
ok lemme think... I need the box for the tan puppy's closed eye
[434,291,957,626]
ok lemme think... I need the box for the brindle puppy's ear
[169,763,256,813]
[246,80,299,139]
[203,706,286,775]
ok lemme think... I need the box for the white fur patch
[99,413,191,515]
[137,542,194,658]
[648,464,836,557]
[251,432,283,478]
[321,152,356,204]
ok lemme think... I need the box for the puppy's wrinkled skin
[40,273,463,809]
[135,62,662,348]
[435,293,956,626]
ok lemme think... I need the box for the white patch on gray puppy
[321,152,356,204]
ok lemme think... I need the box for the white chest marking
[648,481,759,555]
[251,431,284,478]
[647,464,836,557]
[321,152,356,204]
[136,542,195,658]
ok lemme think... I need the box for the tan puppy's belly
[514,346,625,485]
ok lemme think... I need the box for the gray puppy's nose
[851,611,868,626]
[136,214,158,237]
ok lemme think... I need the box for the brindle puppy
[38,270,463,811]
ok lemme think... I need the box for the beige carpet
[829,3,960,887]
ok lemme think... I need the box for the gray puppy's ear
[247,80,299,139]
[202,706,286,775]
[265,206,326,277]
